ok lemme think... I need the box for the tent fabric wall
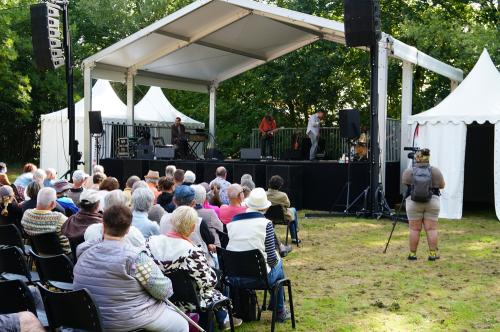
[495,124,500,220]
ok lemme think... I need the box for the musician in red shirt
[259,114,277,158]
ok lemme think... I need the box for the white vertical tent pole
[400,61,414,192]
[377,38,389,188]
[83,64,92,174]
[126,70,135,126]
[209,84,217,147]
[450,80,459,91]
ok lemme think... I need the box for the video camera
[403,146,420,160]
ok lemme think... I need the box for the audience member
[0,162,7,174]
[0,312,44,332]
[132,180,149,193]
[219,184,246,224]
[21,181,65,214]
[173,169,185,187]
[209,166,230,205]
[208,183,222,207]
[191,184,224,246]
[123,175,141,204]
[131,187,160,238]
[183,170,196,185]
[14,163,37,200]
[157,177,174,211]
[148,204,165,224]
[53,179,79,217]
[241,185,252,199]
[0,173,23,203]
[146,206,242,330]
[62,189,102,248]
[165,165,176,178]
[44,168,57,188]
[226,188,290,323]
[241,178,255,191]
[89,172,105,190]
[0,185,23,230]
[73,205,188,332]
[102,189,128,211]
[32,169,47,186]
[67,170,87,206]
[144,170,161,199]
[21,187,71,255]
[99,177,119,192]
[240,174,253,183]
[266,175,300,244]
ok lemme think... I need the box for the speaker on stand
[89,111,104,165]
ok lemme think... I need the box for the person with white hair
[219,184,247,224]
[21,187,71,255]
[165,165,176,178]
[44,168,57,188]
[32,169,46,186]
[209,167,231,205]
[83,164,106,189]
[132,187,160,238]
[183,170,196,185]
[191,185,223,246]
[240,174,253,183]
[67,170,87,206]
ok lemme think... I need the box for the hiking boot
[407,252,417,261]
[279,244,292,257]
[428,251,440,261]
[221,316,243,330]
[276,310,291,323]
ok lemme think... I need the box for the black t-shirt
[157,192,173,210]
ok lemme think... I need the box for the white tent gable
[410,49,500,125]
[134,87,204,128]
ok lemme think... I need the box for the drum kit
[353,132,368,161]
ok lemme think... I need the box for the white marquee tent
[40,80,203,175]
[408,49,500,219]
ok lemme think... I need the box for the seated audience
[44,168,57,188]
[173,169,185,187]
[84,164,106,189]
[183,170,196,185]
[21,187,71,255]
[226,188,290,323]
[148,204,165,224]
[21,181,65,214]
[0,174,23,203]
[209,167,231,205]
[157,177,174,211]
[97,177,120,210]
[144,170,161,199]
[240,173,253,184]
[165,165,176,178]
[132,187,160,238]
[240,174,256,199]
[14,163,37,200]
[146,206,242,330]
[191,185,224,246]
[219,184,247,224]
[73,205,188,332]
[32,169,47,186]
[53,179,79,216]
[266,175,300,244]
[67,170,86,206]
[208,183,222,207]
[62,189,102,248]
[123,175,140,204]
[0,312,44,332]
[0,185,23,230]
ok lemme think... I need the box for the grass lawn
[238,211,500,332]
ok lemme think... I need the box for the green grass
[237,212,500,332]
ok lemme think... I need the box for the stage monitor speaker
[204,148,224,160]
[89,111,103,134]
[343,0,381,47]
[136,145,154,160]
[240,148,261,160]
[339,109,361,139]
[155,146,175,160]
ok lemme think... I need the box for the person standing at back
[306,110,325,161]
[402,149,445,261]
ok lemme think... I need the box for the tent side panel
[40,119,70,177]
[494,124,500,221]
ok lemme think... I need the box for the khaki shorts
[405,195,440,221]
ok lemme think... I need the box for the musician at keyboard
[171,117,188,158]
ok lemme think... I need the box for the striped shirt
[21,209,71,255]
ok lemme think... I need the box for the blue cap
[174,185,195,204]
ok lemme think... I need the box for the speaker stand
[92,133,102,166]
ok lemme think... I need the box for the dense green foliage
[0,0,498,160]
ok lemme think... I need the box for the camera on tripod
[404,146,420,160]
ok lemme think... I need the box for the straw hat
[244,188,272,211]
[144,170,160,180]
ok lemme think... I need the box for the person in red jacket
[259,114,277,158]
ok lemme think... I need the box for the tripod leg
[383,220,398,253]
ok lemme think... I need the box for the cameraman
[402,149,445,261]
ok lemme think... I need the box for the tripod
[383,193,409,253]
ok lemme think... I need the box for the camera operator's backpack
[411,166,433,202]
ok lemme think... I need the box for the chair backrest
[164,269,201,310]
[265,205,285,223]
[37,282,104,332]
[0,224,25,249]
[30,250,74,283]
[217,247,269,289]
[0,246,31,280]
[216,229,229,249]
[29,232,64,256]
[0,280,37,315]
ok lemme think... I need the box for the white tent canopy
[408,49,500,219]
[82,0,463,176]
[41,80,203,175]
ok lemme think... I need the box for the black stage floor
[101,159,401,212]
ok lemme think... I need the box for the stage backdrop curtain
[408,122,467,219]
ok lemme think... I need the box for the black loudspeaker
[155,146,175,160]
[343,0,381,47]
[204,148,224,160]
[240,148,261,160]
[30,3,65,71]
[136,145,154,160]
[89,111,103,134]
[339,109,361,139]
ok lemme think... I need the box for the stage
[100,159,401,211]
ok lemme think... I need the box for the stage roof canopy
[84,0,463,93]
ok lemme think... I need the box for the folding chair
[0,245,39,283]
[0,224,32,255]
[265,205,293,246]
[216,229,229,249]
[30,250,74,290]
[29,232,65,256]
[0,279,37,315]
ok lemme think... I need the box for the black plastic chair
[0,279,37,315]
[165,269,235,332]
[217,247,295,332]
[216,229,229,249]
[36,282,104,332]
[29,232,65,256]
[265,205,293,246]
[0,224,32,255]
[30,250,74,284]
[0,245,39,283]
